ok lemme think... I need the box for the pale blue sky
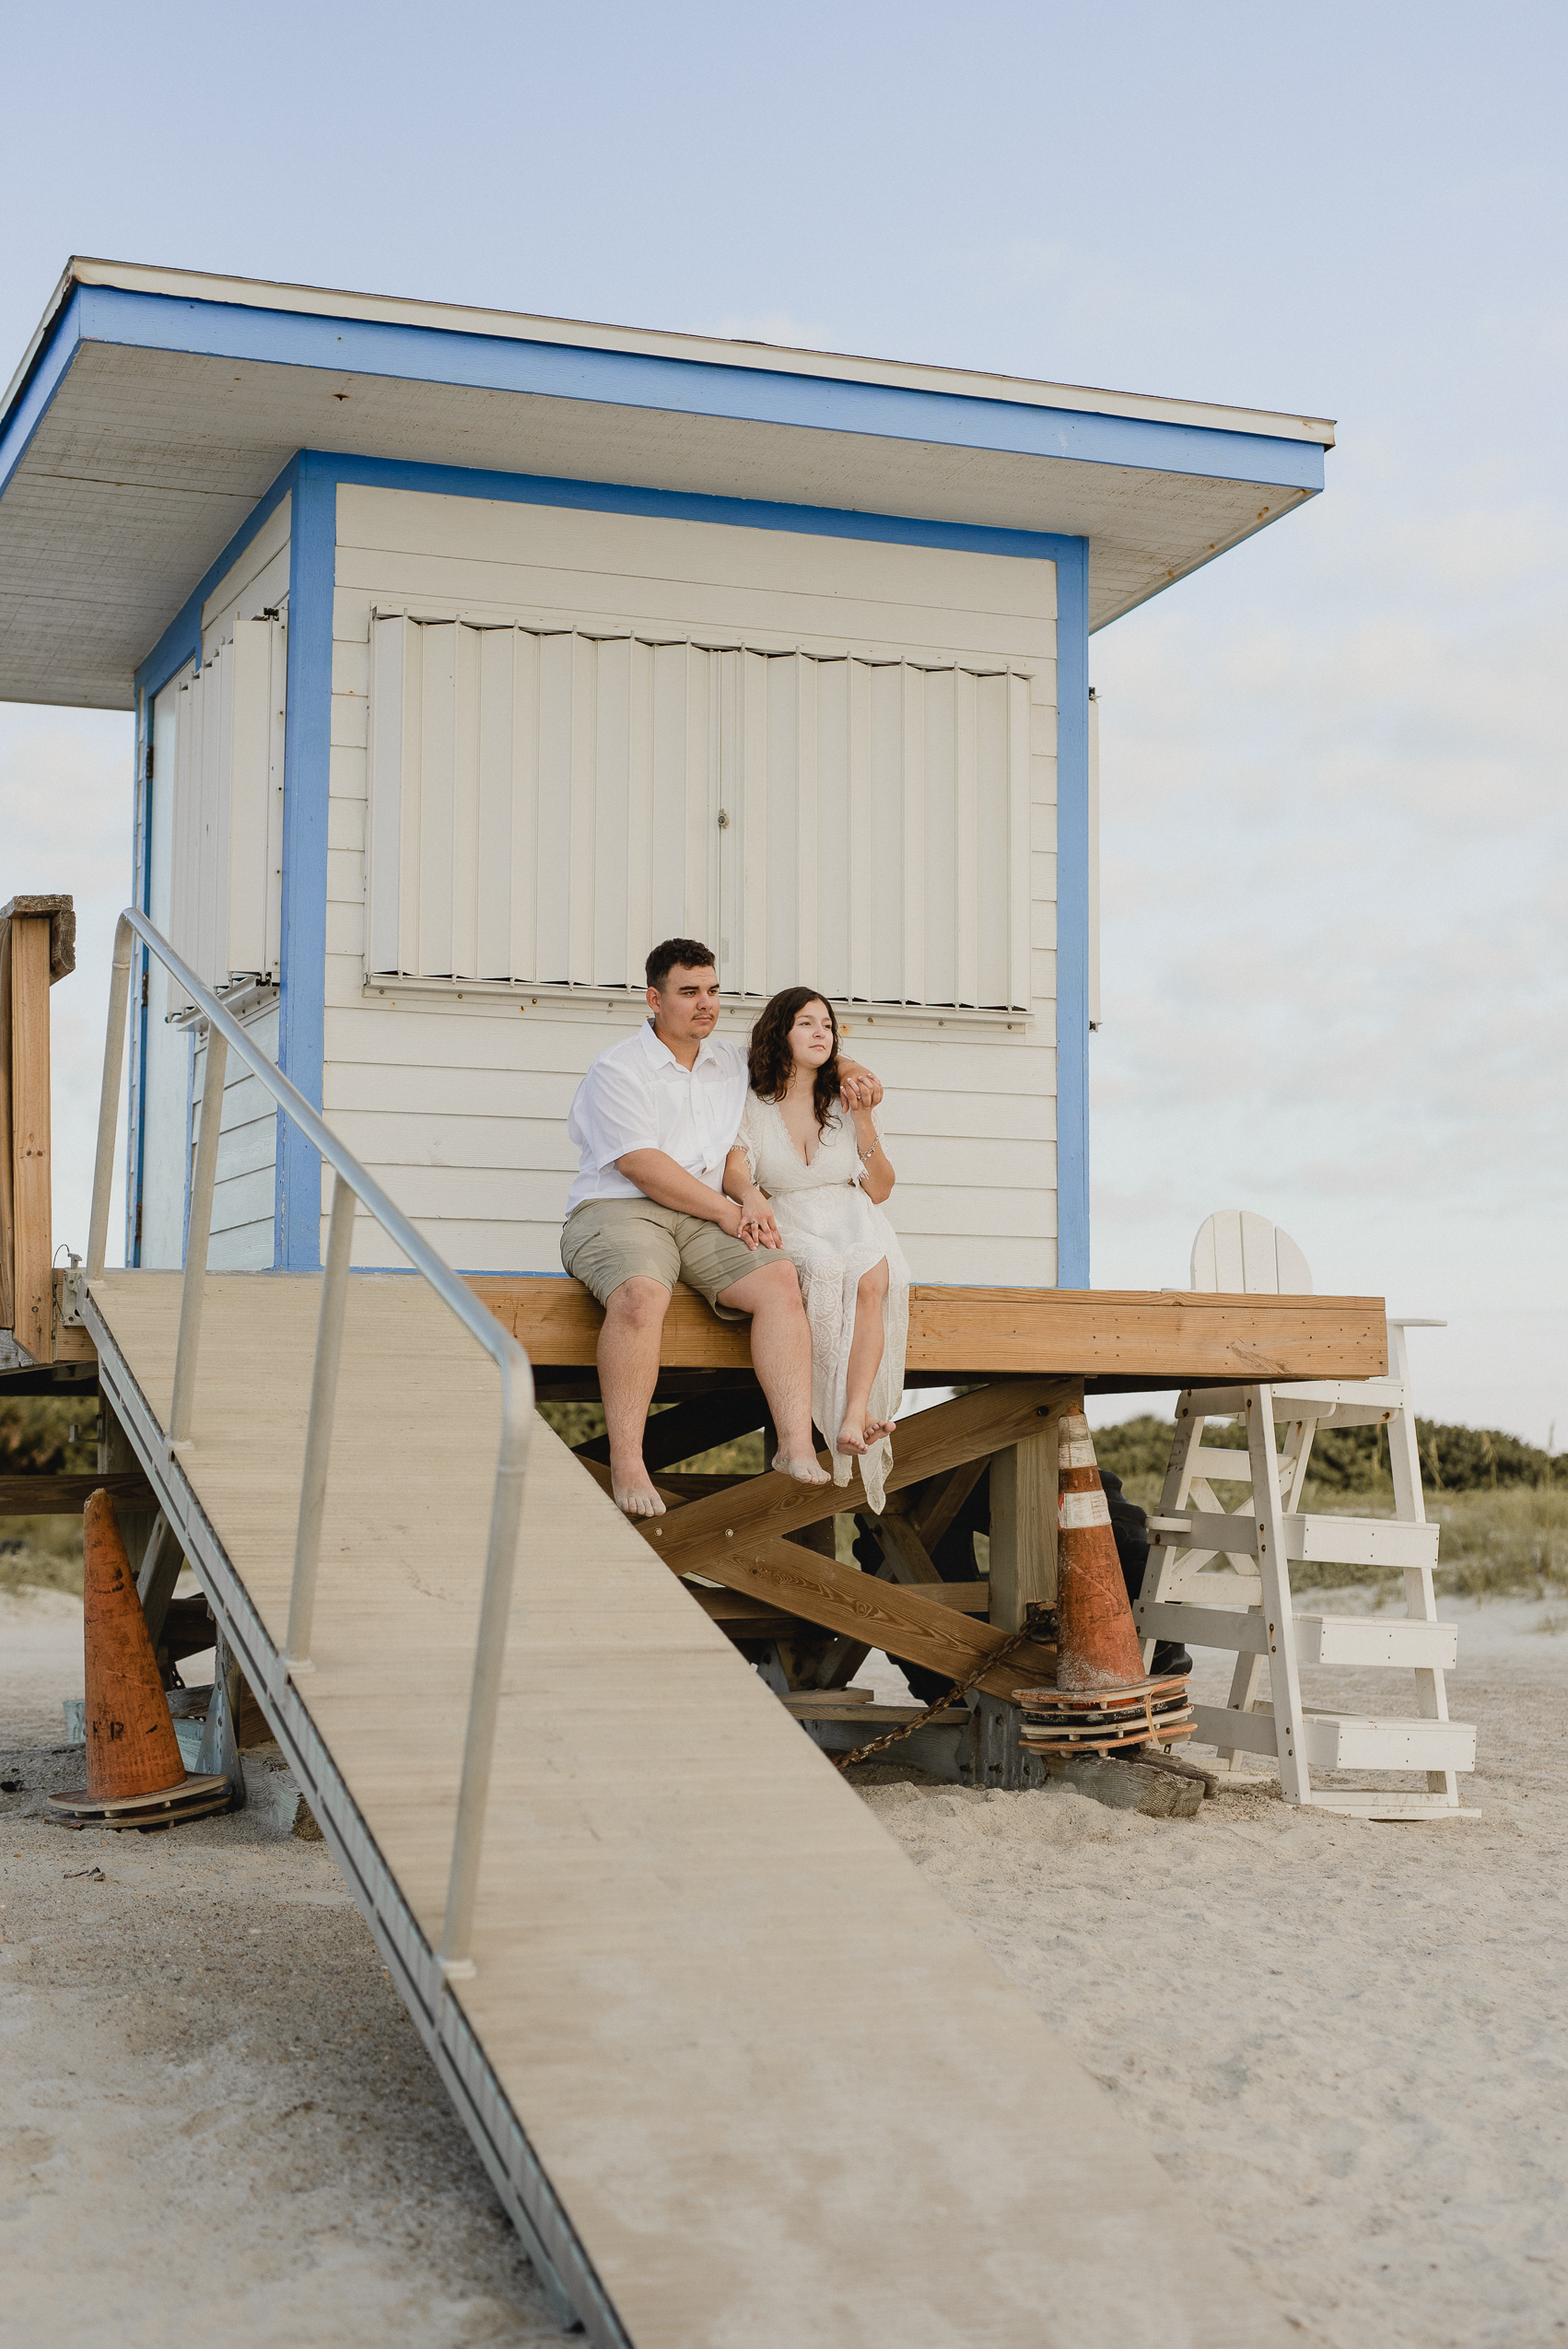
[2,0,1563,1438]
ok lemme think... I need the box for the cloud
[1087,481,1567,1443]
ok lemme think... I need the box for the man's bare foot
[773,1450,831,1486]
[611,1472,666,1518]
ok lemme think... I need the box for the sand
[4,1581,1566,2347]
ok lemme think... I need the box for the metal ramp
[76,912,1295,2348]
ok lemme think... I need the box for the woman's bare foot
[773,1449,831,1486]
[837,1414,871,1456]
[611,1471,666,1518]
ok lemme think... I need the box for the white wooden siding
[327,487,1061,1284]
[166,619,287,1011]
[369,623,1031,1011]
[192,1005,278,1271]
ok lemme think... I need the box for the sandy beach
[3,1582,1565,2348]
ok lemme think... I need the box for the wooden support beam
[475,1274,1389,1382]
[989,1404,1069,1632]
[573,1386,768,1470]
[666,1528,1057,1704]
[0,916,12,1335]
[646,1378,1079,1578]
[0,1471,158,1516]
[910,1456,989,1552]
[872,1513,946,1584]
[6,915,53,1361]
[574,1432,1050,1697]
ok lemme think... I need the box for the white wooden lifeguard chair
[1135,1210,1478,1820]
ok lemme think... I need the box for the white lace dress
[738,1093,910,1513]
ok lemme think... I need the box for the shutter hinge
[145,742,154,778]
[134,1202,143,1247]
[141,971,149,1007]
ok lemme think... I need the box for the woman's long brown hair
[747,988,842,1136]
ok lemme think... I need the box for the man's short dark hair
[646,938,717,991]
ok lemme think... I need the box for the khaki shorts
[561,1197,791,1322]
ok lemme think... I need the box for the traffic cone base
[1054,1411,1150,1694]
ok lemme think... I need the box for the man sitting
[560,938,883,1519]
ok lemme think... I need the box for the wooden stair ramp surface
[1137,1216,1473,1822]
[86,1267,1296,2349]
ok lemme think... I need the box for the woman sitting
[724,988,910,1513]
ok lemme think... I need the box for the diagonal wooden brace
[644,1376,1081,1577]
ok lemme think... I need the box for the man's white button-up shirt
[565,1022,749,1216]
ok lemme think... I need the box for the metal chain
[830,1615,1048,1772]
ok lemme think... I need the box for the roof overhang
[0,259,1334,711]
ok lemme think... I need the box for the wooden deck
[470,1275,1387,1386]
[88,1267,1295,2349]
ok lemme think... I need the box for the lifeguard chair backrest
[1189,1210,1314,1295]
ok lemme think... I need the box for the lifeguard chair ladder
[1135,1210,1478,1820]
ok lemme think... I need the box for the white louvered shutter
[165,618,287,1011]
[368,621,1030,1011]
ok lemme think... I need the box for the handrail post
[87,916,135,1282]
[439,1350,535,1980]
[283,1171,357,1677]
[168,1025,228,1443]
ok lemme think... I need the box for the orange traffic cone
[1054,1412,1151,1693]
[1010,1413,1197,1760]
[81,1489,186,1799]
[49,1491,230,1830]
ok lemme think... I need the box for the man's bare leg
[838,1257,893,1455]
[716,1259,828,1486]
[598,1277,672,1516]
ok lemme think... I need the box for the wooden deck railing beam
[469,1276,1388,1384]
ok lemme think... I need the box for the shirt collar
[638,1017,724,1079]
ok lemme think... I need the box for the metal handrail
[86,908,534,1979]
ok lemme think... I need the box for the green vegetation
[2,1394,1558,1604]
[535,1399,765,1476]
[1094,1410,1565,1600]
[0,1397,98,1596]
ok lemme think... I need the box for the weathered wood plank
[990,1414,1064,1630]
[0,917,13,1331]
[8,917,53,1362]
[664,1529,1058,1702]
[472,1274,1388,1381]
[648,1380,1079,1576]
[0,1471,158,1515]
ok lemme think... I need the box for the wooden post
[989,1397,1074,1631]
[8,914,53,1362]
[99,1397,156,1587]
[0,914,13,1334]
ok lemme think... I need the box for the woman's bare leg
[838,1259,891,1455]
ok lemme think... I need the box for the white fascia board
[42,256,1335,451]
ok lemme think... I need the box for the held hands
[736,1185,782,1251]
[837,1058,883,1111]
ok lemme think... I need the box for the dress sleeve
[736,1092,763,1185]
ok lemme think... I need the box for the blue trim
[1053,544,1092,1287]
[0,288,87,510]
[328,448,1083,564]
[19,283,1325,498]
[135,459,298,706]
[131,442,1101,1281]
[128,688,149,1267]
[274,455,334,1270]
